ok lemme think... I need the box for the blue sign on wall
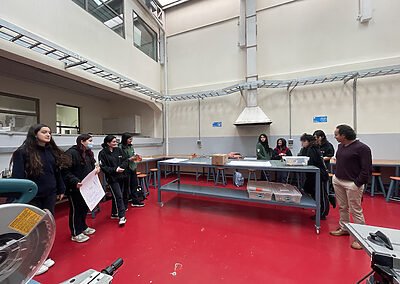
[212,121,222,127]
[313,116,328,123]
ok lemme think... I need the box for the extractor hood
[234,106,272,125]
[234,89,272,125]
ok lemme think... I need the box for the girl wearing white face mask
[62,134,100,243]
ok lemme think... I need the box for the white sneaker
[43,258,55,268]
[83,227,96,235]
[118,217,127,226]
[71,233,90,243]
[35,265,49,275]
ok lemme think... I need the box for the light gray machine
[345,223,400,284]
[0,203,55,284]
[0,179,123,283]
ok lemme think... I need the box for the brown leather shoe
[330,228,350,236]
[351,241,363,250]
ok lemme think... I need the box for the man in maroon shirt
[330,125,372,250]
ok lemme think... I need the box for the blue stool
[215,167,227,186]
[207,167,215,182]
[148,168,158,187]
[368,172,386,197]
[386,176,400,202]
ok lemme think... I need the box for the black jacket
[300,146,329,182]
[98,147,128,183]
[12,145,65,197]
[319,141,335,169]
[62,145,96,193]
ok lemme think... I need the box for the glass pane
[56,104,79,128]
[72,0,85,8]
[133,12,157,61]
[86,0,124,37]
[0,113,37,132]
[0,94,36,113]
[58,127,79,135]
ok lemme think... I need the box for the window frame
[132,10,159,62]
[71,0,125,38]
[56,103,81,135]
[0,92,39,132]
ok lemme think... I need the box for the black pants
[261,170,271,181]
[276,171,289,183]
[304,175,329,218]
[68,190,89,237]
[109,181,126,218]
[30,194,57,216]
[124,169,142,204]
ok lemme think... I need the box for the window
[72,0,125,37]
[56,104,80,135]
[0,93,39,132]
[133,12,158,61]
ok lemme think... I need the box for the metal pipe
[198,98,201,141]
[163,27,169,155]
[353,76,358,132]
[288,90,292,139]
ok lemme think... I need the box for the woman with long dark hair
[299,133,329,220]
[12,123,69,275]
[313,130,335,169]
[120,132,145,208]
[272,138,292,183]
[63,134,99,243]
[98,135,128,226]
[256,133,273,180]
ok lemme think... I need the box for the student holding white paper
[63,134,99,243]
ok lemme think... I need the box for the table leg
[315,171,321,234]
[157,162,162,204]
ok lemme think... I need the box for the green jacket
[119,144,137,171]
[256,142,272,160]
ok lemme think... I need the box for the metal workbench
[157,157,322,234]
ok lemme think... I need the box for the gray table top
[159,157,320,172]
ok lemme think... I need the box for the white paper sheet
[227,160,272,167]
[80,169,105,211]
[160,158,189,163]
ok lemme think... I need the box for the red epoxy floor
[35,175,400,284]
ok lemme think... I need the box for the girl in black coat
[98,135,128,226]
[63,134,99,243]
[12,124,68,214]
[299,134,329,219]
[12,123,69,275]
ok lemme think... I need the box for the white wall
[165,0,400,145]
[0,71,163,138]
[0,0,161,91]
[0,73,111,134]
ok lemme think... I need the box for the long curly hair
[16,124,70,177]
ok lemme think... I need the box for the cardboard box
[211,154,228,165]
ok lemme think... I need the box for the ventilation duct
[235,0,272,126]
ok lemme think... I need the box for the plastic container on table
[283,156,310,166]
[273,184,302,203]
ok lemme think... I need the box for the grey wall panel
[169,133,400,160]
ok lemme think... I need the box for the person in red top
[330,125,372,250]
[272,138,292,183]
